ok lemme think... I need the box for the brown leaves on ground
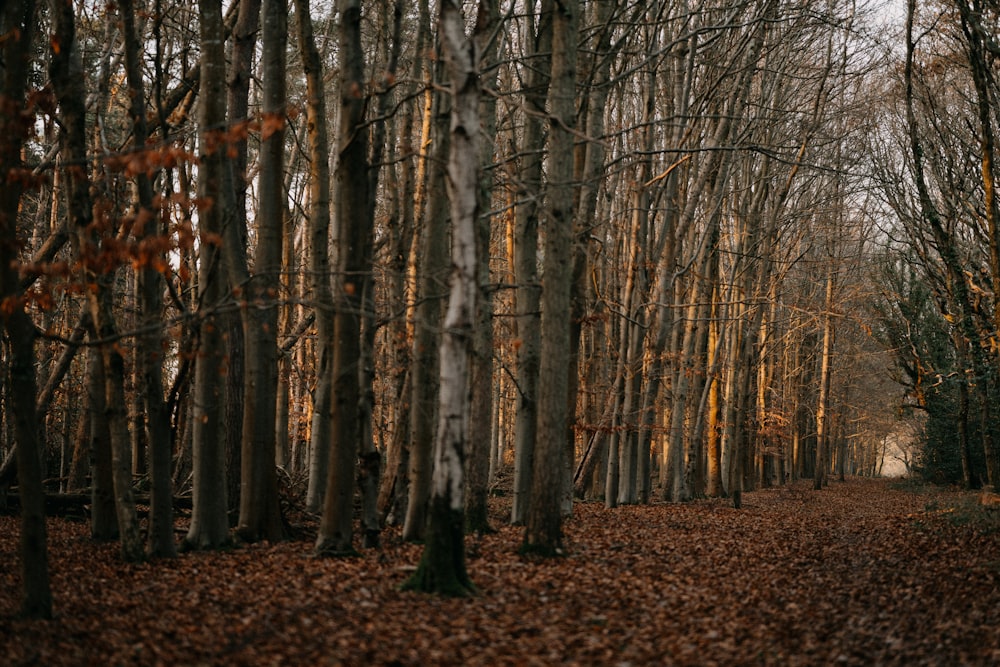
[2,478,999,665]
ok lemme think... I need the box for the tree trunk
[184,0,232,550]
[403,62,450,542]
[510,0,553,526]
[119,0,175,559]
[316,0,373,556]
[222,0,260,520]
[402,0,480,595]
[376,0,428,526]
[50,0,143,562]
[85,343,119,539]
[294,0,334,514]
[465,0,500,536]
[814,272,835,491]
[0,0,51,617]
[523,0,577,556]
[234,0,287,543]
[957,0,1000,490]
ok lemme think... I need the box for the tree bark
[316,0,373,556]
[294,0,334,515]
[234,0,287,543]
[403,61,450,542]
[403,0,480,595]
[185,0,232,550]
[222,0,260,521]
[523,0,577,556]
[465,0,500,536]
[50,0,143,562]
[119,0,176,559]
[0,0,51,617]
[510,0,553,526]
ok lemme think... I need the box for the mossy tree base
[401,500,476,597]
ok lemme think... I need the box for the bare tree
[523,0,578,556]
[1,0,51,618]
[402,0,482,596]
[185,0,232,550]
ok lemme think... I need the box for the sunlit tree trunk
[704,285,723,496]
[295,0,333,515]
[814,272,835,491]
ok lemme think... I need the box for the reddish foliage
[2,479,999,665]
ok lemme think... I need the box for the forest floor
[3,477,1000,666]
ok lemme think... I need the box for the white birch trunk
[403,0,480,595]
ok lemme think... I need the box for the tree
[465,0,501,536]
[1,0,51,618]
[402,0,482,596]
[402,34,450,543]
[523,0,577,556]
[510,0,552,526]
[185,0,232,550]
[223,0,261,521]
[316,0,373,556]
[294,0,334,515]
[234,0,288,544]
[118,0,175,559]
[50,0,144,562]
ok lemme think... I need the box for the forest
[0,0,999,654]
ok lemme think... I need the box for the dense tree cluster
[870,0,1000,489]
[0,0,996,617]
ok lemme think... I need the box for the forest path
[2,478,999,665]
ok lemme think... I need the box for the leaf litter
[2,478,999,665]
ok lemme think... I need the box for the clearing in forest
[2,478,999,665]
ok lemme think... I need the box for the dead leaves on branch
[2,478,999,665]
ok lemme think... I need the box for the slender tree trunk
[524,0,577,556]
[119,0,175,559]
[403,62,450,542]
[85,342,119,538]
[185,0,231,550]
[814,272,835,491]
[377,0,428,525]
[51,0,143,562]
[465,0,500,535]
[316,0,373,556]
[222,0,259,520]
[294,0,334,515]
[402,0,481,595]
[510,0,553,526]
[0,0,51,617]
[705,290,723,496]
[233,0,287,543]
